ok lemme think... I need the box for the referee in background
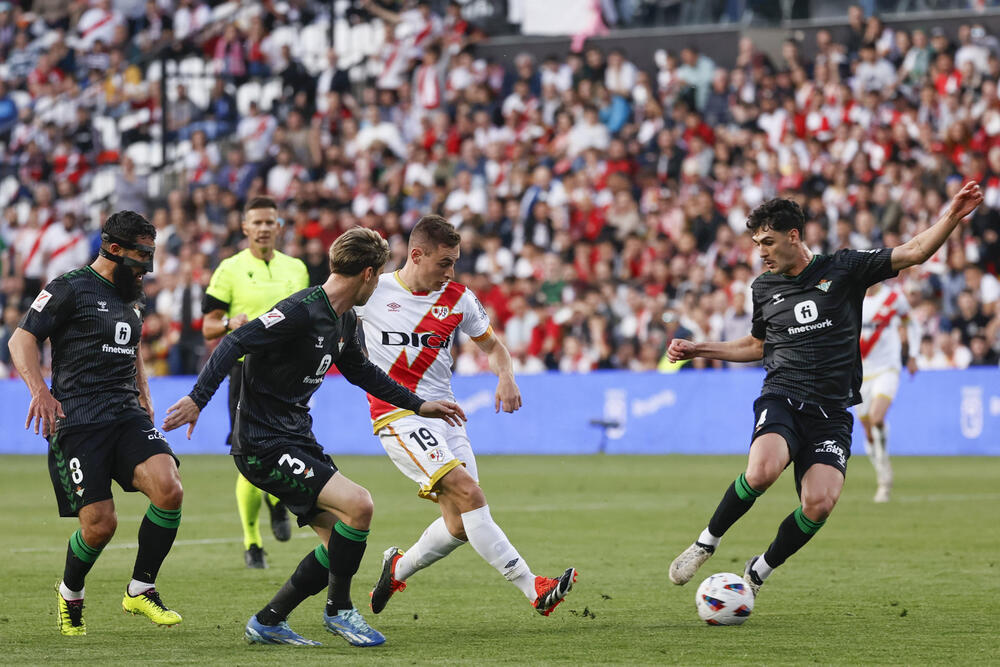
[202,196,309,568]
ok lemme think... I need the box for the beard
[113,262,143,302]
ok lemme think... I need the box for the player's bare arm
[135,346,154,421]
[667,335,764,364]
[891,181,983,271]
[473,328,522,413]
[202,309,249,340]
[7,327,66,436]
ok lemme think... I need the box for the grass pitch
[1,454,997,665]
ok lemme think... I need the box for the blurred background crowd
[0,0,999,379]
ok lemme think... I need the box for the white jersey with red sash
[859,283,909,374]
[358,272,492,432]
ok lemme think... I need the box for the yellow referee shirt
[204,248,309,322]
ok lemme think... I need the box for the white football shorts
[376,415,478,500]
[857,368,900,419]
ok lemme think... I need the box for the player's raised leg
[122,451,183,626]
[744,462,843,596]
[670,429,787,585]
[443,465,576,616]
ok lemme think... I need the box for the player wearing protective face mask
[7,210,185,636]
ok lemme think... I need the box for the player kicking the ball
[359,215,576,617]
[666,182,982,598]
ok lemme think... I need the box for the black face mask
[99,233,155,302]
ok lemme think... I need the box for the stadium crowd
[1,0,999,380]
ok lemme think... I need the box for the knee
[157,481,184,510]
[452,479,486,512]
[800,490,837,521]
[745,462,781,491]
[83,514,117,547]
[349,488,374,529]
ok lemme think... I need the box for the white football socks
[461,505,535,600]
[59,582,83,601]
[127,579,154,597]
[751,555,774,582]
[698,528,720,548]
[395,516,466,582]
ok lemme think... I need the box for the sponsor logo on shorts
[815,439,846,466]
[143,427,166,441]
[755,409,768,431]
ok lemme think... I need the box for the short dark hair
[410,215,461,250]
[102,210,155,248]
[329,227,390,276]
[244,195,277,214]
[746,198,806,235]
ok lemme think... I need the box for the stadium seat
[236,81,262,117]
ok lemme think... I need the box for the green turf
[1,454,997,665]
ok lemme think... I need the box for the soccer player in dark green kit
[8,211,184,636]
[163,227,465,646]
[666,182,983,599]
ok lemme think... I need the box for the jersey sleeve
[836,248,898,290]
[750,281,766,340]
[334,312,425,413]
[188,300,308,409]
[18,278,76,342]
[203,260,233,314]
[457,289,492,341]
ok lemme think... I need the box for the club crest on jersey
[387,302,401,312]
[260,308,285,328]
[30,290,53,312]
[97,300,109,312]
[431,306,450,320]
[816,279,832,293]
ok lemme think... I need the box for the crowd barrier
[1,368,997,456]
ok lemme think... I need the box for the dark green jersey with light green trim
[188,286,426,454]
[18,267,147,431]
[749,248,897,408]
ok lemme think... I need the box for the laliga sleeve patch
[30,290,53,312]
[259,308,286,328]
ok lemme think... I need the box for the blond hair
[329,227,390,276]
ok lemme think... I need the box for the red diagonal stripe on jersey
[368,281,467,420]
[859,291,899,358]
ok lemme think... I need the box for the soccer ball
[695,572,754,626]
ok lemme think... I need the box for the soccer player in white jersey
[857,281,915,503]
[357,215,576,617]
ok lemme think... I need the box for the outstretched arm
[891,181,983,271]
[667,335,764,364]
